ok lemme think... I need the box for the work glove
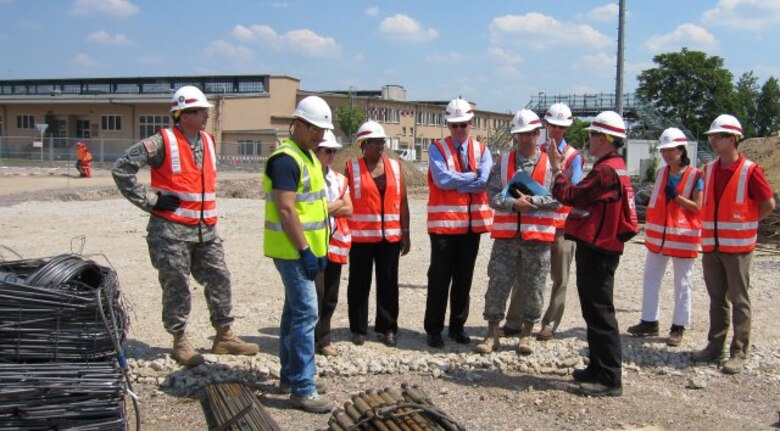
[318,256,328,273]
[299,247,318,281]
[153,193,181,212]
[664,184,678,201]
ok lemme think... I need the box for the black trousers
[315,261,342,348]
[575,243,623,388]
[347,240,401,335]
[424,232,481,336]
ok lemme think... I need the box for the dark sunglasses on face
[449,123,469,129]
[318,148,338,154]
[365,139,386,146]
[588,131,605,138]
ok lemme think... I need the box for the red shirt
[714,155,773,202]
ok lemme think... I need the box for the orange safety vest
[346,155,403,243]
[548,143,581,229]
[427,137,493,234]
[644,165,702,258]
[701,157,760,253]
[151,127,218,225]
[491,150,557,242]
[328,171,352,263]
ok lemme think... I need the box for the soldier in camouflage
[112,85,259,366]
[474,109,560,355]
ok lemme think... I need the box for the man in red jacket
[548,111,638,397]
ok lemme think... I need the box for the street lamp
[35,123,48,161]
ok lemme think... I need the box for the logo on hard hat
[557,113,563,119]
[455,109,462,116]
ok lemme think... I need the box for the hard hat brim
[545,118,573,127]
[585,125,626,139]
[657,142,688,150]
[511,124,542,134]
[703,128,743,138]
[446,113,474,123]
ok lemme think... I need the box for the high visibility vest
[564,153,639,253]
[547,143,582,229]
[644,165,702,258]
[346,156,403,243]
[427,137,493,234]
[327,171,352,264]
[491,150,557,242]
[263,140,329,259]
[151,127,218,225]
[701,157,760,253]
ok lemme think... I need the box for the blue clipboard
[501,170,551,198]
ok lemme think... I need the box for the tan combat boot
[212,326,260,355]
[173,332,205,367]
[516,321,535,355]
[474,321,500,354]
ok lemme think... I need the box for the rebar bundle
[203,382,282,431]
[326,384,467,431]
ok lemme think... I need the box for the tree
[733,71,759,138]
[335,93,367,144]
[636,48,736,139]
[755,76,780,136]
[564,118,590,149]
[486,122,513,153]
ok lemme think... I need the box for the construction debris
[203,382,282,431]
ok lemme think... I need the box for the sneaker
[577,382,623,397]
[627,320,659,337]
[536,325,555,341]
[691,347,724,362]
[279,380,327,395]
[289,393,335,414]
[721,355,746,375]
[317,345,338,357]
[666,325,685,347]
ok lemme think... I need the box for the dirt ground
[1,164,779,431]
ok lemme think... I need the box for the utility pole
[615,0,626,116]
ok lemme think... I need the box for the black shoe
[382,332,397,347]
[352,333,366,346]
[448,331,471,345]
[427,333,445,348]
[577,382,623,397]
[571,368,598,383]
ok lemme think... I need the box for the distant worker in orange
[76,142,93,178]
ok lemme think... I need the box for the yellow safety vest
[263,140,329,259]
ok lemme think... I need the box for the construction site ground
[1,163,779,431]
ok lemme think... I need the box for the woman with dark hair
[628,128,703,346]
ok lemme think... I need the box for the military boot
[172,332,204,367]
[516,321,535,355]
[212,326,260,355]
[474,321,500,354]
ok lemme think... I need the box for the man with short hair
[691,114,775,375]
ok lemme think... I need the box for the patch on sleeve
[142,140,156,153]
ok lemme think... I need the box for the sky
[1,0,780,113]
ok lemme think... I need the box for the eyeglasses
[364,139,386,146]
[182,108,206,115]
[708,133,733,140]
[588,131,605,138]
[449,123,469,129]
[318,148,338,154]
[300,119,324,134]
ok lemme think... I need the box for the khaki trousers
[701,250,753,357]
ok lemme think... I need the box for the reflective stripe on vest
[348,156,403,243]
[644,165,702,258]
[701,158,759,253]
[490,150,556,242]
[328,173,352,264]
[151,127,218,226]
[552,143,581,228]
[263,140,329,259]
[426,137,493,234]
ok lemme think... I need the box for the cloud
[702,0,780,30]
[204,40,255,60]
[488,47,523,65]
[572,52,616,72]
[426,52,463,63]
[581,3,619,22]
[646,23,717,53]
[380,14,438,43]
[71,0,139,17]
[364,6,379,17]
[231,24,340,57]
[71,53,99,69]
[489,13,611,48]
[86,30,131,45]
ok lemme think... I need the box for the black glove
[664,184,678,200]
[299,247,318,281]
[153,193,180,212]
[318,256,328,273]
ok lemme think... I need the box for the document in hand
[500,170,551,198]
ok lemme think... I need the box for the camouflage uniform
[482,149,559,323]
[112,131,233,334]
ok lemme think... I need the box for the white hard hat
[318,130,343,149]
[657,128,688,150]
[544,103,573,127]
[444,98,474,123]
[170,86,213,112]
[510,109,542,134]
[703,114,743,138]
[293,96,334,130]
[586,111,626,139]
[355,120,387,143]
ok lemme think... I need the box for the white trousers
[641,250,694,326]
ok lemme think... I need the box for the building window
[101,114,122,131]
[238,140,260,156]
[139,115,169,137]
[76,118,90,138]
[17,114,35,129]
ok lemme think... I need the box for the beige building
[0,75,512,163]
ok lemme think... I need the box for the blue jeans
[274,258,319,397]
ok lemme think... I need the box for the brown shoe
[722,355,746,375]
[172,332,204,367]
[627,320,659,337]
[666,325,685,347]
[536,325,555,341]
[474,321,500,354]
[691,346,724,362]
[212,326,260,355]
[516,321,535,355]
[317,345,338,357]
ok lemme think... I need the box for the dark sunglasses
[449,123,469,129]
[182,108,206,115]
[365,139,386,145]
[318,148,338,154]
[588,131,605,138]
